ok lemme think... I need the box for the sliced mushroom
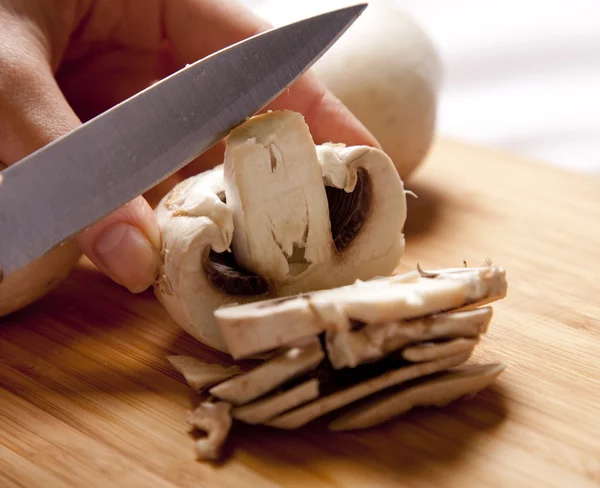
[167,260,508,463]
[167,355,241,391]
[216,265,507,359]
[209,338,324,405]
[232,379,320,424]
[154,110,407,353]
[187,401,232,461]
[325,307,493,369]
[400,338,479,362]
[328,363,506,431]
[265,352,472,430]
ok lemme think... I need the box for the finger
[265,70,380,147]
[75,198,161,293]
[163,0,379,171]
[0,27,161,293]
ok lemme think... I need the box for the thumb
[0,44,161,293]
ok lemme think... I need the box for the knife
[0,3,367,280]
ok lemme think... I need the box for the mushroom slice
[167,355,242,391]
[217,265,507,359]
[328,363,506,431]
[222,109,334,282]
[187,401,233,461]
[232,379,320,424]
[265,352,471,430]
[325,307,493,369]
[400,338,479,363]
[209,338,324,405]
[155,110,407,354]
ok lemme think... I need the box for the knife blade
[0,3,367,280]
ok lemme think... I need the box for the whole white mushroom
[253,0,443,180]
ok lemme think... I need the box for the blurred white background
[244,0,600,173]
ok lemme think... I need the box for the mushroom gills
[325,168,370,251]
[203,249,270,296]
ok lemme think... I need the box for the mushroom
[325,307,493,369]
[264,351,472,430]
[253,0,442,180]
[231,379,320,424]
[208,338,324,405]
[167,263,508,462]
[400,337,479,363]
[215,265,507,360]
[186,401,232,461]
[328,363,507,431]
[155,110,407,353]
[166,355,242,391]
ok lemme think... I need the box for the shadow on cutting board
[402,181,444,239]
[222,383,509,474]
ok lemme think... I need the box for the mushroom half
[155,110,407,352]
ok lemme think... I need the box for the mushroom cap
[154,165,250,351]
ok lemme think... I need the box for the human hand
[0,0,378,293]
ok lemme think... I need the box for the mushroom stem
[223,111,334,282]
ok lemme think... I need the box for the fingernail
[94,223,160,293]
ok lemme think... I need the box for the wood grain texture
[1,138,600,487]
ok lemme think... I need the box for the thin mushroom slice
[326,307,493,369]
[223,110,334,283]
[217,265,507,359]
[209,338,324,405]
[400,337,479,363]
[265,352,471,430]
[167,356,242,391]
[232,379,320,424]
[187,401,233,461]
[328,363,506,431]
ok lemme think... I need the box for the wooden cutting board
[1,138,599,488]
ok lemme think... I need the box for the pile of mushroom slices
[155,110,508,461]
[167,264,508,461]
